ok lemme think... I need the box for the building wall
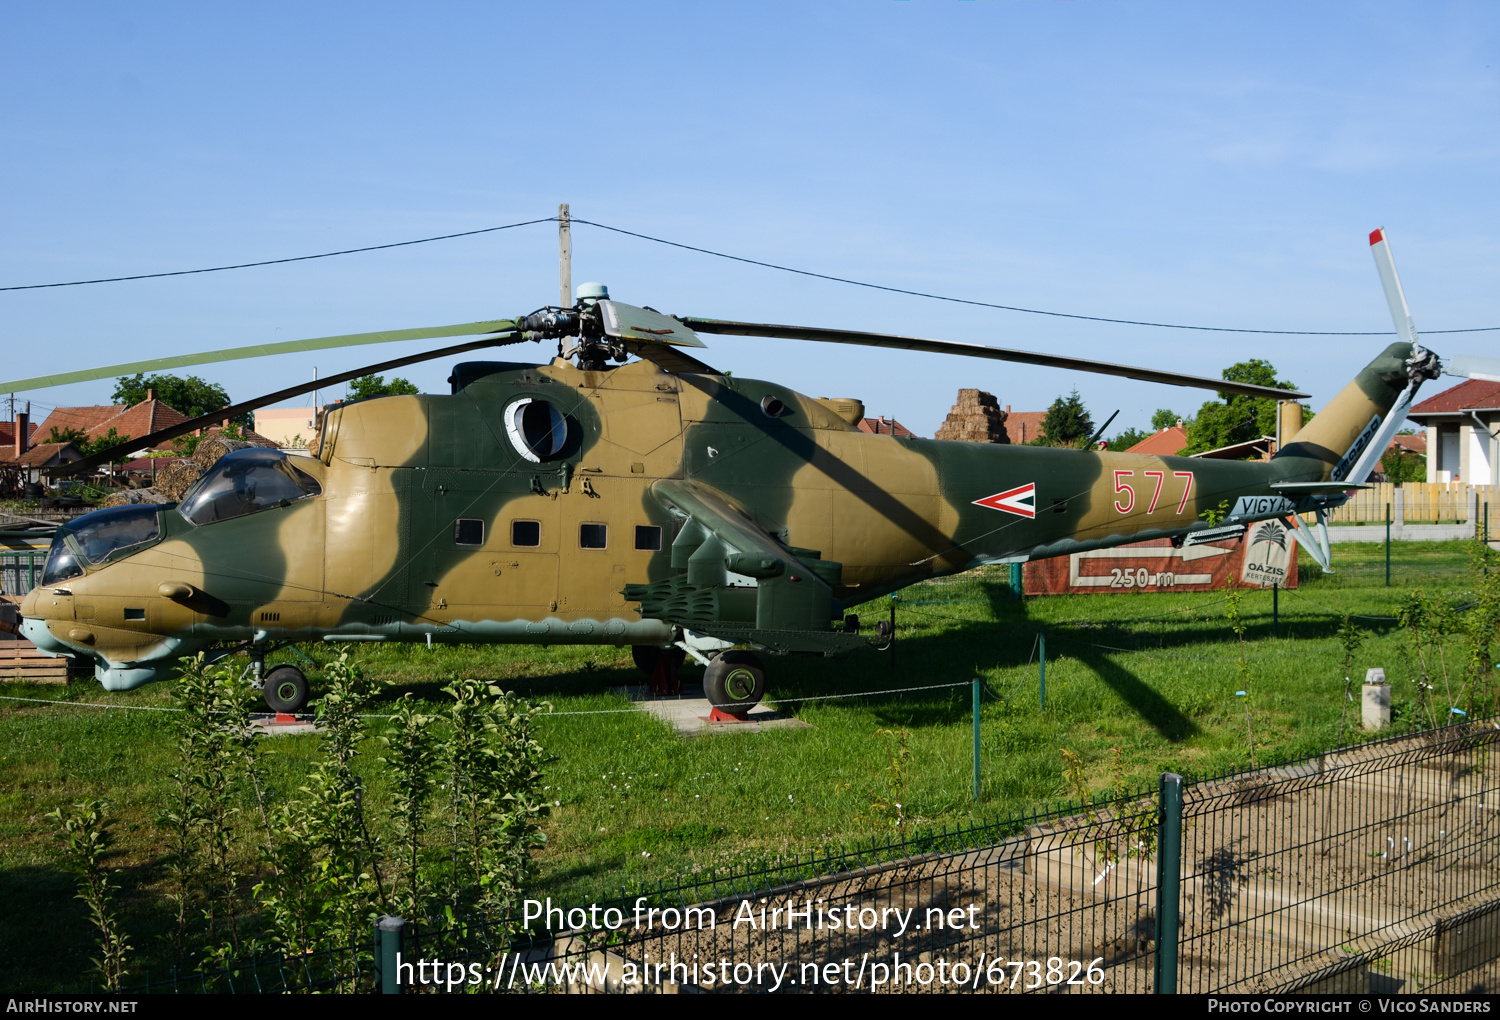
[253,408,317,448]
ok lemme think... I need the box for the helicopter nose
[19,616,73,655]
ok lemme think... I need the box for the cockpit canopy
[42,504,163,585]
[178,449,322,526]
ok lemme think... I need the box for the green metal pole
[1385,501,1391,587]
[1010,561,1023,601]
[1039,631,1046,710]
[376,915,405,994]
[1155,773,1184,994]
[972,678,982,800]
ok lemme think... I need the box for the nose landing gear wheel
[704,650,766,711]
[263,665,309,714]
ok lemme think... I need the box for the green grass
[1,539,1491,991]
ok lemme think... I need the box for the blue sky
[2,1,1496,437]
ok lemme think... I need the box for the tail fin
[1274,342,1438,482]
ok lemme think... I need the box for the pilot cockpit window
[71,505,163,565]
[178,449,322,526]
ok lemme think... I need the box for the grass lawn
[1,539,1491,990]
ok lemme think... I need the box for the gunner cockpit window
[178,449,322,526]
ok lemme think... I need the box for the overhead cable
[5,215,1497,336]
[0,218,557,292]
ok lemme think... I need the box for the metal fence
[0,551,43,597]
[121,718,1500,994]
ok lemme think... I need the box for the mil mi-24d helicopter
[9,224,1498,713]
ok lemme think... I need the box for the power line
[5,214,1498,336]
[0,218,557,292]
[570,219,1499,336]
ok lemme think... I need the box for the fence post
[1038,632,1046,709]
[1009,561,1023,600]
[972,678,981,800]
[1385,501,1391,587]
[1155,773,1183,994]
[375,915,405,994]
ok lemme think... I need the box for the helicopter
[8,226,1497,714]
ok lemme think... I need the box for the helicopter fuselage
[21,343,1409,692]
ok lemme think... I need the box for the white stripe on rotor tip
[1369,227,1419,346]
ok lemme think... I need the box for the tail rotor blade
[1369,228,1419,346]
[1445,354,1500,383]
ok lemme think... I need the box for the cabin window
[454,519,484,546]
[178,449,322,526]
[511,520,541,547]
[579,523,607,549]
[634,525,662,551]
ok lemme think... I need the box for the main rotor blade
[677,318,1311,400]
[52,332,530,476]
[0,318,518,393]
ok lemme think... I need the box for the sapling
[48,800,131,991]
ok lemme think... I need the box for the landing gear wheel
[632,644,686,677]
[263,665,309,714]
[704,650,766,711]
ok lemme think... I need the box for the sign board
[1024,528,1297,595]
[1238,519,1296,588]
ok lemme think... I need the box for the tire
[704,650,766,711]
[263,665,309,713]
[631,644,686,677]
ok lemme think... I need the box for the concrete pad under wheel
[614,684,811,738]
[250,712,321,736]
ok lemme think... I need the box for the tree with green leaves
[112,373,250,428]
[1183,360,1297,455]
[1151,408,1182,431]
[1105,426,1152,452]
[347,374,419,401]
[1038,389,1094,448]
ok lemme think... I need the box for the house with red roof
[1124,422,1190,457]
[1406,379,1500,484]
[857,416,918,438]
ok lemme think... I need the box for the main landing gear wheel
[263,665,309,714]
[704,650,766,711]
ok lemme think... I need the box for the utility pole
[558,203,572,308]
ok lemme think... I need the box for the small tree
[1040,390,1094,448]
[47,801,131,991]
[1151,408,1181,431]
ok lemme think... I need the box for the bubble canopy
[42,504,162,584]
[178,448,323,526]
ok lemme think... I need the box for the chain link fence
[121,718,1500,994]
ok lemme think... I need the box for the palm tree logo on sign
[1240,519,1295,587]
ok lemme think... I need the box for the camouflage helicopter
[8,227,1497,713]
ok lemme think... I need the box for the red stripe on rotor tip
[1369,228,1385,246]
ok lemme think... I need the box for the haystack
[934,389,1009,443]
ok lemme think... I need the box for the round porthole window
[504,398,569,462]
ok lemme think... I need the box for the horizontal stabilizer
[1271,481,1373,494]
